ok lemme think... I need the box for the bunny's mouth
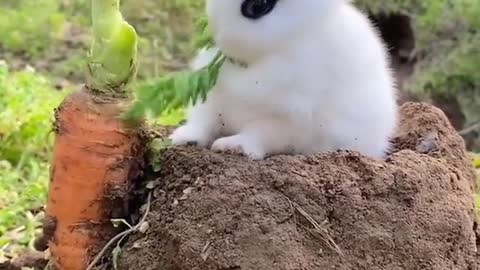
[241,0,279,20]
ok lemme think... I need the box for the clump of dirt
[0,251,47,270]
[118,102,478,270]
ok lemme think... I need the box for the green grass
[0,63,68,260]
[358,0,480,137]
[0,0,203,82]
[0,0,67,57]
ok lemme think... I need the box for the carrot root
[45,86,146,270]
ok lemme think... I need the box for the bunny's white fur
[170,0,397,160]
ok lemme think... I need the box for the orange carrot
[45,87,145,270]
[42,1,145,269]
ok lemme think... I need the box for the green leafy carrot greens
[123,16,225,121]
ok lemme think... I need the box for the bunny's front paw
[211,135,266,160]
[169,125,213,147]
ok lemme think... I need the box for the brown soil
[118,102,478,270]
[0,251,47,270]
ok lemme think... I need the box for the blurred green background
[0,0,479,262]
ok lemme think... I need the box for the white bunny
[169,0,398,160]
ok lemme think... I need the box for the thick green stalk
[88,0,137,96]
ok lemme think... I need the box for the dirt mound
[118,102,478,270]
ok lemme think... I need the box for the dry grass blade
[85,192,153,270]
[458,121,480,136]
[281,194,343,255]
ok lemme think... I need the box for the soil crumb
[118,102,478,270]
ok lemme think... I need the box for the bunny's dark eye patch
[241,0,279,20]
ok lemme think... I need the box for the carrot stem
[88,0,138,96]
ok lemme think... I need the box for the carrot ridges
[45,86,146,270]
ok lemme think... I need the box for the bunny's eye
[241,0,278,20]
